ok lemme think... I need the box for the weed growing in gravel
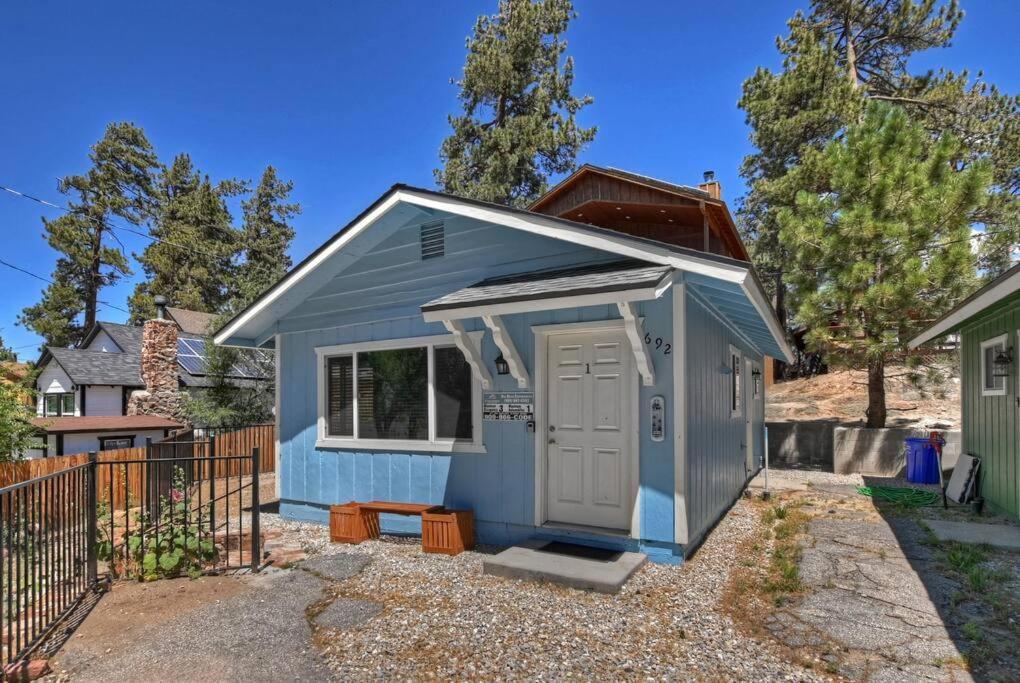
[945,543,987,573]
[967,566,991,592]
[962,621,983,643]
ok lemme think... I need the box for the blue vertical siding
[277,295,676,557]
[271,213,716,562]
[684,291,764,547]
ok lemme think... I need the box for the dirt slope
[766,366,960,428]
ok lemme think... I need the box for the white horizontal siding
[85,385,122,416]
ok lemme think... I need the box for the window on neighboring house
[981,334,1008,396]
[44,392,75,416]
[99,436,134,451]
[730,345,742,417]
[318,334,483,451]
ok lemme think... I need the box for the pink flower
[171,489,184,503]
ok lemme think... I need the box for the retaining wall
[766,421,961,476]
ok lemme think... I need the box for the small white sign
[483,391,534,421]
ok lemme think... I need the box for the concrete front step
[482,538,646,593]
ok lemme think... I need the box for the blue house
[215,166,792,563]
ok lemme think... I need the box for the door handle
[548,438,556,444]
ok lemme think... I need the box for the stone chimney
[127,296,188,422]
[698,170,722,200]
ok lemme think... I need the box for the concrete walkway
[926,519,1020,551]
[768,510,972,681]
[50,554,373,682]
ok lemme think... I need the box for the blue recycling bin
[905,437,941,484]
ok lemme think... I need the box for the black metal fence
[1,461,96,665]
[1,444,262,665]
[99,441,262,579]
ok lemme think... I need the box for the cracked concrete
[771,500,973,681]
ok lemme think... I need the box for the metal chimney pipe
[154,295,167,320]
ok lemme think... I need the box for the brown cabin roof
[166,307,218,336]
[529,164,750,262]
[31,415,185,434]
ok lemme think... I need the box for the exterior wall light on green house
[993,347,1013,377]
[494,353,510,376]
[751,367,762,394]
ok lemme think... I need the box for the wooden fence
[0,425,275,508]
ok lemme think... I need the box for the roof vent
[703,170,716,183]
[420,221,445,260]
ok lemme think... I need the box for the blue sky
[1,1,1016,357]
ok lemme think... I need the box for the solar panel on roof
[178,355,206,375]
[177,337,208,375]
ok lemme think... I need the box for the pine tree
[0,336,17,363]
[19,123,159,346]
[739,0,1018,313]
[129,154,243,321]
[435,0,595,207]
[0,379,36,462]
[234,166,299,308]
[779,103,990,427]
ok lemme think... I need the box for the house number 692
[643,332,671,355]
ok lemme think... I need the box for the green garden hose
[856,486,940,507]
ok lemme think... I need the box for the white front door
[546,329,635,530]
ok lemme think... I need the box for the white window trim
[729,345,743,418]
[980,334,1008,397]
[314,332,486,453]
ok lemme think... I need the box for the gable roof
[530,164,712,209]
[166,307,218,336]
[527,164,750,261]
[214,184,793,362]
[46,347,143,386]
[909,262,1020,348]
[39,317,267,388]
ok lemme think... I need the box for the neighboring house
[215,168,793,564]
[910,263,1020,521]
[29,305,265,458]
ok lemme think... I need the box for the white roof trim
[214,187,793,362]
[909,268,1020,348]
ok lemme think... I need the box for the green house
[911,264,1020,520]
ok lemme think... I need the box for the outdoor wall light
[993,347,1013,377]
[751,367,762,394]
[494,353,510,375]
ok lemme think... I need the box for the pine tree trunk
[84,227,102,333]
[844,19,858,87]
[865,357,886,428]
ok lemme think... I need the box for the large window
[317,333,484,452]
[44,392,75,417]
[981,334,1008,396]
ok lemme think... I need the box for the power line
[0,257,130,314]
[0,183,218,258]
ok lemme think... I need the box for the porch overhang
[421,261,672,387]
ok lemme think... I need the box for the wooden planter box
[329,503,377,544]
[421,509,474,555]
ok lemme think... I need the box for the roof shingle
[421,260,672,312]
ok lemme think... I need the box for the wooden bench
[330,501,474,555]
